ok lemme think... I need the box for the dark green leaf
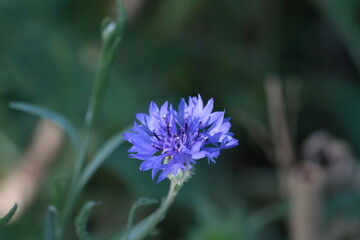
[0,203,18,226]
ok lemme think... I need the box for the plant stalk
[58,1,126,238]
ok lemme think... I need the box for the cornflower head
[123,95,238,183]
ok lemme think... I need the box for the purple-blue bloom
[123,95,238,183]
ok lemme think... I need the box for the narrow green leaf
[123,205,165,240]
[125,197,158,240]
[44,205,57,240]
[75,128,129,194]
[75,201,101,240]
[9,102,80,150]
[117,181,180,240]
[0,203,17,226]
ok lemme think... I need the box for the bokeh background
[1,0,360,239]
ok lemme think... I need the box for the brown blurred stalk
[0,119,63,220]
[288,164,325,240]
[265,76,324,240]
[239,76,359,239]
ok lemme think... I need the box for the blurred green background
[1,0,360,239]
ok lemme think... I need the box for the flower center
[152,119,204,155]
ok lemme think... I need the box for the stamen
[182,133,187,142]
[166,125,172,137]
[195,128,201,140]
[152,143,162,150]
[153,131,161,140]
[202,136,209,142]
[195,132,200,139]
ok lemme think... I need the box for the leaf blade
[0,203,18,226]
[76,128,129,193]
[75,201,101,240]
[125,197,158,240]
[9,102,80,150]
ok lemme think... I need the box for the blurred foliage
[1,0,360,239]
[187,200,247,240]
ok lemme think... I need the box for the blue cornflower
[123,95,238,183]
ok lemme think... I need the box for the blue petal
[128,146,137,152]
[207,132,222,144]
[172,152,191,164]
[149,101,159,116]
[157,167,172,183]
[220,136,239,149]
[193,94,204,118]
[191,151,207,159]
[152,167,161,180]
[208,112,225,135]
[207,111,223,125]
[207,157,216,163]
[140,160,155,171]
[177,98,187,124]
[160,101,169,117]
[191,141,203,152]
[200,98,214,124]
[136,113,148,125]
[218,122,231,134]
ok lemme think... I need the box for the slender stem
[58,2,126,238]
[122,181,181,240]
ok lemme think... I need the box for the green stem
[58,1,126,239]
[122,181,182,240]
